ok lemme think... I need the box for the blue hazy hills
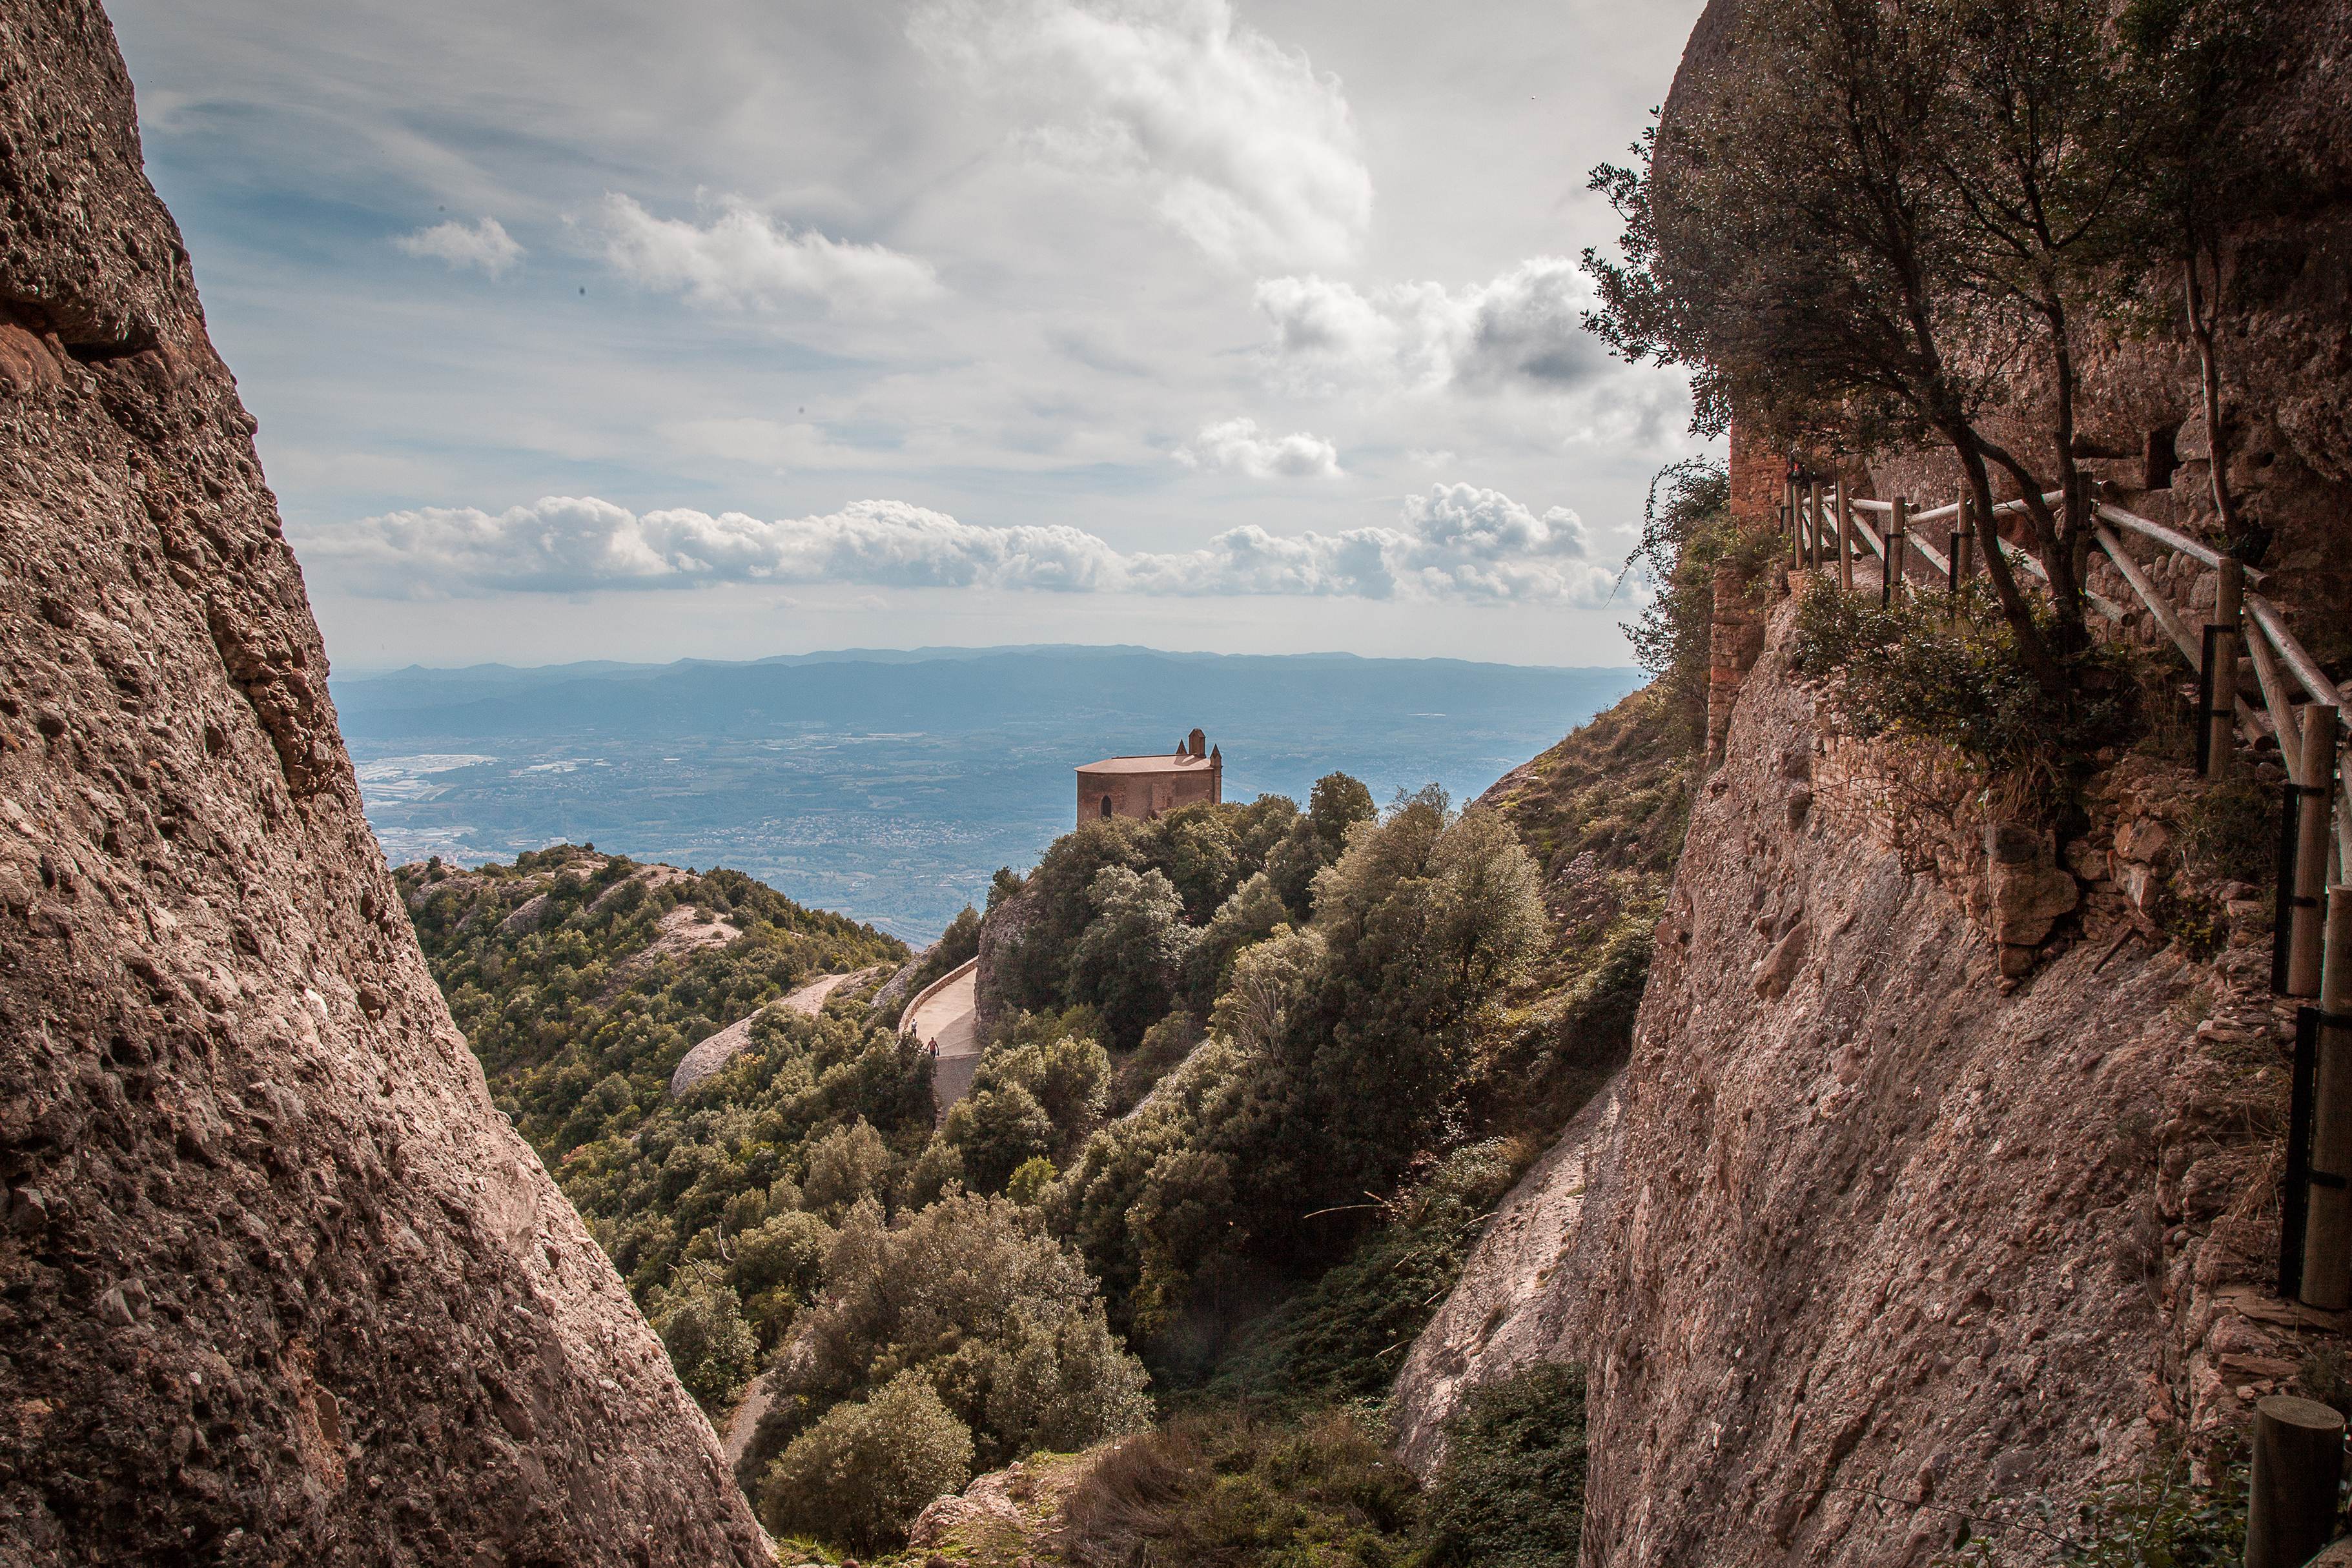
[334,645,1642,941]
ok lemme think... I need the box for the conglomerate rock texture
[1398,593,2307,1566]
[0,3,768,1562]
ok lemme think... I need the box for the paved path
[668,968,877,1096]
[905,959,980,1116]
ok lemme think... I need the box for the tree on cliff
[1583,0,2215,687]
[2118,0,2294,565]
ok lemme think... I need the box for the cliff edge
[0,3,767,1561]
[1398,587,2304,1565]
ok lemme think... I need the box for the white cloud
[1408,447,1457,469]
[593,194,941,314]
[1254,257,1612,394]
[1176,417,1340,479]
[316,483,1615,606]
[393,216,524,278]
[914,0,1370,269]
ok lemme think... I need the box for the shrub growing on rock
[763,1192,1152,1469]
[1421,1361,1589,1567]
[758,1369,975,1553]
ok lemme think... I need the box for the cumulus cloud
[1254,256,1613,394]
[394,216,524,278]
[1176,417,1340,479]
[593,194,941,314]
[914,0,1370,269]
[316,483,1613,606]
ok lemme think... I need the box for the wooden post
[2245,1394,2344,1568]
[1807,480,1825,570]
[2290,708,2340,998]
[2205,558,2245,779]
[2304,887,2352,1308]
[1784,480,1797,571]
[1836,482,1854,593]
[1954,503,1975,586]
[1885,498,1908,606]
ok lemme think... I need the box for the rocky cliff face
[1398,592,2307,1565]
[0,4,767,1561]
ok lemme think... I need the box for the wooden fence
[1774,475,2351,1318]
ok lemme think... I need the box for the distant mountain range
[334,645,1643,941]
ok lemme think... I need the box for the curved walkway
[902,957,981,1117]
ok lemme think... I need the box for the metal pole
[2245,1394,2344,1568]
[2206,558,2245,779]
[2302,886,2352,1308]
[1885,497,1908,606]
[1836,481,1854,593]
[2290,708,2340,998]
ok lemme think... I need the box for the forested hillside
[402,685,1692,1563]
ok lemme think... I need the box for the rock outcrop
[1397,591,2309,1565]
[0,3,766,1561]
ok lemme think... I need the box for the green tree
[762,1193,1152,1470]
[1265,773,1376,918]
[1183,871,1292,1015]
[943,1083,1058,1194]
[730,1209,833,1345]
[1621,458,1737,754]
[654,1263,760,1414]
[2119,0,2291,562]
[1584,0,2186,681]
[1065,865,1197,1050]
[972,1032,1112,1155]
[1147,804,1244,923]
[758,1369,974,1554]
[802,1119,895,1220]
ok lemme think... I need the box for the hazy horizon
[337,644,1644,939]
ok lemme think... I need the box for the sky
[108,0,1714,672]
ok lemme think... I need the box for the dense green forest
[400,686,1688,1563]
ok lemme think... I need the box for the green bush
[801,1118,897,1219]
[1792,581,2138,788]
[1945,1443,2245,1565]
[653,1263,761,1414]
[1007,1155,1057,1206]
[1422,1361,1590,1567]
[1212,1139,1527,1403]
[971,1031,1112,1155]
[757,1192,1152,1472]
[942,1083,1058,1194]
[1059,1408,1420,1568]
[758,1369,974,1554]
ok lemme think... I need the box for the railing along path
[1774,473,2352,1347]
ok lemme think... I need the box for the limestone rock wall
[1397,595,2304,1565]
[0,3,767,1561]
